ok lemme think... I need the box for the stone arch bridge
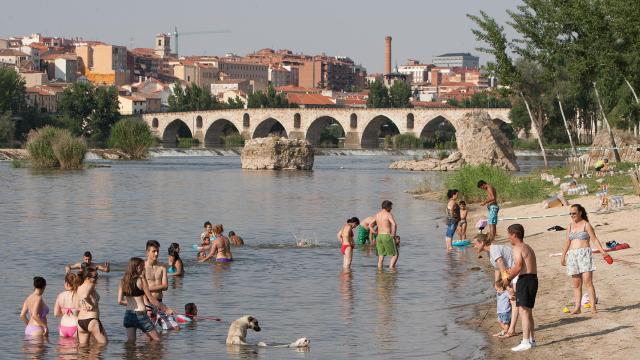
[142,108,511,149]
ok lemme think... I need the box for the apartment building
[432,53,479,69]
[173,62,218,90]
[75,42,129,85]
[398,60,433,84]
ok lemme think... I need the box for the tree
[367,79,390,108]
[168,83,224,112]
[389,81,412,108]
[90,86,120,143]
[247,86,294,108]
[58,82,97,137]
[227,96,245,109]
[0,112,15,145]
[0,68,26,113]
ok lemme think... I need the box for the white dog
[226,315,261,345]
[258,337,310,348]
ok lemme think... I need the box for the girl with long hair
[54,272,83,338]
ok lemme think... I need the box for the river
[0,154,559,359]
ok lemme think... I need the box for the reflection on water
[0,155,552,359]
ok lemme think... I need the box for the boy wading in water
[371,200,399,270]
[338,217,359,269]
[478,180,499,241]
[502,224,538,352]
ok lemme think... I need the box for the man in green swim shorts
[371,200,399,270]
[355,216,375,246]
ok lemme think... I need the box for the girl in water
[457,200,468,240]
[167,243,184,276]
[118,257,172,342]
[20,277,49,337]
[54,272,82,338]
[77,266,107,344]
[200,224,233,263]
[338,217,359,269]
[445,189,461,251]
[561,204,611,314]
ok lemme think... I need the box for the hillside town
[0,32,495,115]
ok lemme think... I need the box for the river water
[0,154,557,359]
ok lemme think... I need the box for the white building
[432,53,479,69]
[398,60,432,84]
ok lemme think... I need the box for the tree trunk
[520,92,549,168]
[625,78,640,103]
[593,82,621,162]
[557,95,576,155]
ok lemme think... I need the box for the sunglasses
[569,212,578,215]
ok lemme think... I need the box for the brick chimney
[384,36,392,74]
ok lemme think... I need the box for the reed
[108,118,155,159]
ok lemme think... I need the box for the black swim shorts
[515,273,538,309]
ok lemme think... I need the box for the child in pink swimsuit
[55,272,82,338]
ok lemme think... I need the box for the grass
[26,126,86,169]
[442,164,549,205]
[52,131,86,170]
[108,118,155,159]
[409,176,439,194]
[10,159,25,168]
[177,137,198,148]
[222,133,245,147]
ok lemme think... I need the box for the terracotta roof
[26,85,65,96]
[275,85,320,93]
[41,53,77,61]
[411,101,453,108]
[0,49,29,56]
[439,82,478,87]
[344,98,367,105]
[286,93,334,105]
[131,48,156,56]
[29,43,49,51]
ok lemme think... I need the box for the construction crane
[173,26,231,57]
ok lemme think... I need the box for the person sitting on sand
[494,280,514,338]
[457,201,468,241]
[338,217,359,269]
[228,231,244,246]
[561,204,610,314]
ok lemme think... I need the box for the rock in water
[241,137,314,170]
[389,151,464,171]
[456,111,519,171]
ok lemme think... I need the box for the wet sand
[465,195,640,359]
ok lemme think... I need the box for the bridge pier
[343,131,361,149]
[194,130,205,146]
[288,131,304,141]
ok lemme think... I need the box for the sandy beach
[463,194,640,359]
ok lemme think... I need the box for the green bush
[52,131,86,169]
[108,118,155,159]
[177,137,198,148]
[444,164,547,204]
[383,135,394,149]
[26,126,86,169]
[437,150,449,160]
[26,126,62,168]
[0,112,15,146]
[392,134,423,149]
[222,133,245,147]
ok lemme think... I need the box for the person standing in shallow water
[20,277,49,337]
[338,217,359,269]
[478,180,499,241]
[371,200,400,270]
[445,189,460,251]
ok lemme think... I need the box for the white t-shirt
[489,244,514,270]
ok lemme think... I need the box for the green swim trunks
[355,225,369,245]
[376,234,397,256]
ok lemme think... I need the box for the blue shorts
[124,310,155,333]
[446,221,458,238]
[497,311,511,324]
[487,204,499,225]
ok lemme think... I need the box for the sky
[1,0,521,72]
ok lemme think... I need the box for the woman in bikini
[20,277,49,337]
[338,217,359,269]
[118,257,172,342]
[200,224,233,263]
[167,243,184,276]
[445,189,461,251]
[76,265,107,344]
[561,204,610,314]
[54,272,82,339]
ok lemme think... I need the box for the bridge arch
[361,115,400,148]
[205,119,241,146]
[419,115,457,148]
[162,119,193,144]
[306,116,345,147]
[253,117,288,138]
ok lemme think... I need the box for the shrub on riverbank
[392,134,423,149]
[444,164,547,204]
[108,118,154,159]
[26,126,86,169]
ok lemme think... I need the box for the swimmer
[65,251,110,275]
[176,303,198,323]
[118,257,172,342]
[77,266,107,344]
[145,240,168,303]
[196,236,212,260]
[201,221,213,242]
[167,243,184,276]
[371,200,400,270]
[228,231,245,246]
[54,272,82,338]
[20,276,49,337]
[338,217,359,269]
[355,216,375,246]
[200,224,233,263]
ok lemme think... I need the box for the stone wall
[589,130,640,163]
[240,137,314,170]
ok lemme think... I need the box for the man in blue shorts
[478,180,499,241]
